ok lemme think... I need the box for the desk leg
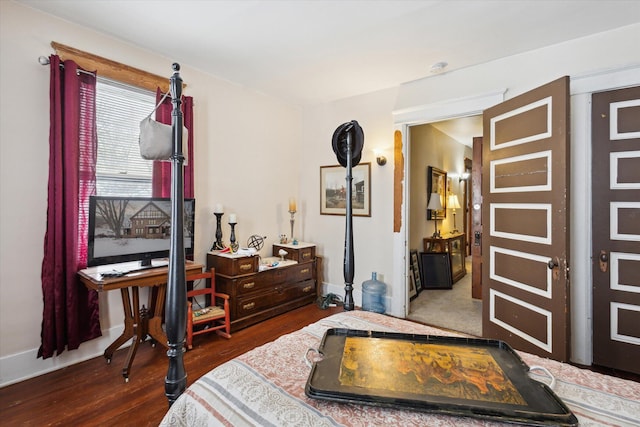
[147,284,168,349]
[103,288,135,364]
[121,286,143,382]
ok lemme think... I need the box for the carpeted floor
[407,260,482,337]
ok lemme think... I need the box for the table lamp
[427,192,443,237]
[448,194,461,233]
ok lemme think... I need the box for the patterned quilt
[160,311,640,426]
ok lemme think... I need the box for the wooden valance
[51,42,186,93]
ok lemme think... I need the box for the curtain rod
[38,55,96,77]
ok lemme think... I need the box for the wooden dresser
[207,243,317,332]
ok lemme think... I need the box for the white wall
[0,2,302,386]
[301,88,398,308]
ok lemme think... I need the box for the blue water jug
[362,272,386,314]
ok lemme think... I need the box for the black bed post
[164,63,187,406]
[343,129,355,311]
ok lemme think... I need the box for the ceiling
[20,0,640,109]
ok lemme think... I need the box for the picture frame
[427,166,447,220]
[410,249,422,294]
[320,163,371,216]
[420,252,453,289]
[408,268,418,300]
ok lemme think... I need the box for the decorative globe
[247,235,265,252]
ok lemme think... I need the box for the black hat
[332,120,364,168]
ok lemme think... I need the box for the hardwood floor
[0,304,343,426]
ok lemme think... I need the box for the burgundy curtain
[151,89,194,198]
[39,55,101,359]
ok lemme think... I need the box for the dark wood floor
[0,304,343,426]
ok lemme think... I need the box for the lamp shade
[448,194,461,210]
[427,193,443,210]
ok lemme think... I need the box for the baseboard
[0,325,127,388]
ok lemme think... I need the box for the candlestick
[229,222,238,253]
[289,210,296,244]
[211,212,225,250]
[289,198,297,213]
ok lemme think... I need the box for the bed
[160,310,640,426]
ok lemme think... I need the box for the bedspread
[160,311,640,426]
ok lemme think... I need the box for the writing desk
[78,260,203,382]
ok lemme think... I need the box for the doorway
[406,117,482,336]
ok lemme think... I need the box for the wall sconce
[376,155,387,166]
[459,172,471,182]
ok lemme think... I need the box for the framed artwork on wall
[427,166,447,220]
[320,163,371,216]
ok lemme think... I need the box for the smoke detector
[430,61,448,74]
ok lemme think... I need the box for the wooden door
[471,137,483,299]
[482,77,570,361]
[592,85,640,375]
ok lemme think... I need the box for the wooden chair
[186,268,231,350]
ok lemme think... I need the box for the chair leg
[215,327,231,340]
[186,325,193,350]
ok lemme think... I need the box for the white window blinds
[95,78,156,196]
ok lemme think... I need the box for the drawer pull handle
[240,264,253,271]
[302,252,311,259]
[301,268,310,274]
[303,286,313,293]
[242,302,255,310]
[243,282,255,289]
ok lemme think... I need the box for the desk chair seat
[186,268,231,350]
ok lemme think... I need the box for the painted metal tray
[305,328,578,426]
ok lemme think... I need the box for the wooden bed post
[332,120,364,311]
[164,63,187,406]
[343,129,355,310]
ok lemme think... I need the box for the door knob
[599,250,608,273]
[548,258,560,280]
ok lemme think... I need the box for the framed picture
[408,269,418,300]
[410,249,422,294]
[420,252,453,289]
[427,166,447,220]
[320,163,371,216]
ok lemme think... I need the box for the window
[95,78,156,196]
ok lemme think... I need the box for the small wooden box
[273,243,315,263]
[207,252,258,276]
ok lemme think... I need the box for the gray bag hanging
[139,92,188,162]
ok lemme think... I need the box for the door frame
[391,90,506,319]
[392,63,640,365]
[568,65,640,365]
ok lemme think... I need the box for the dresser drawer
[236,287,288,317]
[207,252,258,276]
[287,263,313,282]
[235,279,316,317]
[272,244,315,263]
[285,278,316,300]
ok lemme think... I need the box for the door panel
[482,77,570,361]
[471,137,483,299]
[592,85,640,375]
